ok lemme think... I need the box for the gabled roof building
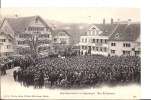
[79,19,140,56]
[0,16,52,56]
[108,22,140,56]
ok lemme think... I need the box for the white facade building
[108,23,140,56]
[53,30,71,45]
[52,29,72,54]
[79,21,117,56]
[79,19,140,56]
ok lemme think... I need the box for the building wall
[14,18,52,54]
[108,41,140,56]
[79,35,109,56]
[0,20,15,37]
[53,35,70,45]
[86,25,102,36]
[52,31,71,54]
[0,34,14,57]
[0,20,15,57]
[79,24,109,56]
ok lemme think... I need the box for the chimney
[15,14,18,18]
[128,19,131,25]
[111,18,114,24]
[103,18,105,25]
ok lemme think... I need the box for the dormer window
[115,33,119,39]
[35,18,38,23]
[92,27,96,30]
[99,31,103,35]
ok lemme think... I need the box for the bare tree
[26,32,51,63]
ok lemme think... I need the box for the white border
[1,0,140,7]
[2,0,151,99]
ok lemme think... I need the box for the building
[108,22,140,56]
[53,29,71,45]
[79,19,140,56]
[0,16,52,56]
[56,23,90,44]
[52,29,72,54]
[79,19,117,56]
[0,31,14,57]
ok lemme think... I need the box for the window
[82,38,84,42]
[100,47,102,51]
[18,41,27,45]
[96,39,99,43]
[0,39,6,42]
[19,34,31,38]
[111,43,116,46]
[6,45,11,49]
[28,27,44,31]
[60,41,66,44]
[123,50,130,55]
[104,39,107,44]
[54,38,57,42]
[82,46,84,49]
[28,27,31,31]
[85,38,87,43]
[104,47,107,52]
[5,52,10,56]
[92,39,95,43]
[92,46,95,50]
[111,50,115,54]
[100,39,103,43]
[123,43,131,47]
[96,47,99,51]
[39,40,50,44]
[135,51,140,56]
[39,34,49,38]
[59,32,65,36]
[85,46,87,50]
[89,39,91,43]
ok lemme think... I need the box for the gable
[58,31,69,37]
[89,25,100,31]
[86,25,103,36]
[109,23,140,41]
[28,17,47,27]
[0,31,14,41]
[4,16,51,34]
[0,19,15,37]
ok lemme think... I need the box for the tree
[26,33,39,63]
[26,32,51,63]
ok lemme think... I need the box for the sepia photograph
[0,7,140,99]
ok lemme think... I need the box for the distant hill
[46,19,90,44]
[57,23,90,44]
[45,19,64,29]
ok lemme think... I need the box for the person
[15,55,140,88]
[13,70,17,81]
[1,65,6,75]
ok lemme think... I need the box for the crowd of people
[0,55,33,76]
[10,55,140,88]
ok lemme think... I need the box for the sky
[0,7,140,23]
